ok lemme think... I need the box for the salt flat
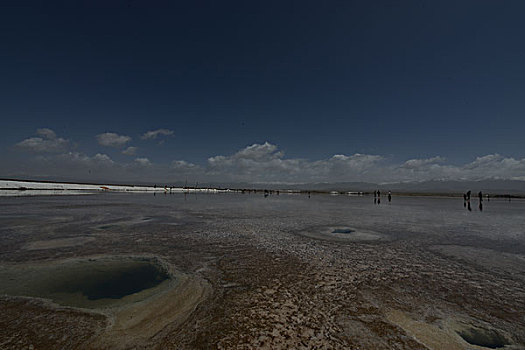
[0,192,524,349]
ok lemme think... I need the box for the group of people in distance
[373,190,392,204]
[463,190,486,211]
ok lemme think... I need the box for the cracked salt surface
[0,193,524,348]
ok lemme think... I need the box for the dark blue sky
[1,1,524,182]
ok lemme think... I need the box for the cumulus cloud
[16,128,70,153]
[171,160,200,170]
[401,156,445,169]
[318,154,384,180]
[234,142,283,160]
[92,153,114,164]
[203,143,525,183]
[141,129,174,140]
[205,142,386,183]
[389,154,525,182]
[54,152,114,166]
[36,128,57,139]
[207,142,297,182]
[122,146,138,156]
[7,135,525,184]
[134,157,151,166]
[96,132,131,148]
[461,154,525,180]
[169,160,202,178]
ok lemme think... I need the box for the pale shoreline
[1,178,524,199]
[0,179,228,196]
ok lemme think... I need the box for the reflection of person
[464,190,472,211]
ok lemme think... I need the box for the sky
[1,1,524,184]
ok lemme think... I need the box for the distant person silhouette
[463,193,467,208]
[478,191,483,202]
[467,200,472,211]
[388,191,392,203]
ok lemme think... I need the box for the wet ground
[0,192,524,349]
[0,257,170,308]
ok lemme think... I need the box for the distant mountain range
[282,179,525,195]
[184,179,525,195]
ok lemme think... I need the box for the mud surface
[0,193,524,349]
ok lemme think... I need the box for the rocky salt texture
[0,193,524,349]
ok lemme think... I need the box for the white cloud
[203,144,525,183]
[93,153,114,164]
[169,160,202,178]
[16,128,70,153]
[36,128,57,139]
[205,142,385,183]
[234,142,283,160]
[96,132,131,148]
[171,160,200,170]
[54,152,114,166]
[122,146,138,156]
[388,154,525,182]
[141,129,174,140]
[460,154,525,180]
[401,156,445,169]
[134,157,151,166]
[7,135,525,184]
[207,142,296,182]
[321,153,384,178]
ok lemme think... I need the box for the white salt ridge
[0,180,229,196]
